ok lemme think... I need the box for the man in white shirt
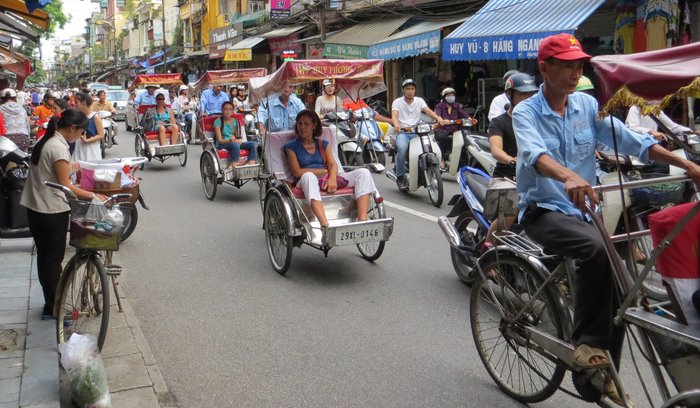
[391,78,447,190]
[625,105,698,141]
[487,70,520,121]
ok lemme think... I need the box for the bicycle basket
[628,173,685,207]
[68,200,132,251]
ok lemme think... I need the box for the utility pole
[161,0,167,72]
[319,0,326,42]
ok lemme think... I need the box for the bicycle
[45,181,132,351]
[465,174,700,407]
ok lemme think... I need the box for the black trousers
[521,208,625,366]
[433,130,452,159]
[27,209,69,315]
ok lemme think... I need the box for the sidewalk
[0,238,177,408]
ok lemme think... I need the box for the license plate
[235,165,259,180]
[156,144,185,155]
[334,223,385,245]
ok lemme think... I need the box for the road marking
[382,200,439,223]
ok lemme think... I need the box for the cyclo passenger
[214,101,258,169]
[285,110,378,244]
[153,94,180,146]
[512,33,700,405]
[391,78,448,190]
[257,84,306,134]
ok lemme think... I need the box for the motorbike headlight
[338,111,350,120]
[417,124,432,133]
[687,133,700,145]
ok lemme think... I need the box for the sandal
[604,378,633,407]
[572,344,610,369]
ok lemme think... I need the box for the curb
[118,286,178,408]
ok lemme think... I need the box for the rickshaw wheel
[357,199,386,261]
[200,153,217,200]
[264,192,293,274]
[134,134,146,169]
[178,134,188,167]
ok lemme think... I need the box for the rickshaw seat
[216,149,249,159]
[144,130,174,141]
[264,128,345,183]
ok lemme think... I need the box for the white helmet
[1,88,17,98]
[441,87,456,98]
[179,85,188,91]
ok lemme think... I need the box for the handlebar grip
[43,181,77,198]
[112,193,132,200]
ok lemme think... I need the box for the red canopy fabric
[188,68,267,95]
[591,42,700,114]
[249,59,386,102]
[129,73,183,90]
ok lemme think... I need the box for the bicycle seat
[465,172,489,205]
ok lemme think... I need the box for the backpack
[140,107,156,132]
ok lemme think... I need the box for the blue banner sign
[369,30,441,60]
[442,31,571,61]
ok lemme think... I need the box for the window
[249,1,263,13]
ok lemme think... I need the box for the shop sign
[442,31,559,61]
[306,43,323,59]
[323,43,368,59]
[224,49,252,62]
[369,30,441,60]
[270,0,291,20]
[209,25,241,59]
[268,34,301,54]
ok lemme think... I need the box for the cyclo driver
[391,78,448,190]
[513,34,700,405]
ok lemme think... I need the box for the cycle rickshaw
[439,42,700,407]
[249,59,394,274]
[130,74,188,167]
[188,69,268,200]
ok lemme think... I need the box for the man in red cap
[512,33,700,406]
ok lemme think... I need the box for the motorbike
[237,106,259,142]
[386,122,444,207]
[0,138,31,239]
[354,107,386,173]
[442,111,497,177]
[97,111,116,158]
[439,165,493,284]
[323,109,361,166]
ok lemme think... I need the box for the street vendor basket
[68,200,132,251]
[628,172,685,206]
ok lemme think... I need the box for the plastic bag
[58,334,112,408]
[84,198,107,223]
[95,207,124,233]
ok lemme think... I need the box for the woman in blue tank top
[154,94,181,146]
[284,110,379,244]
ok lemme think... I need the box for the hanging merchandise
[634,0,647,52]
[680,0,692,45]
[645,0,673,50]
[615,0,636,54]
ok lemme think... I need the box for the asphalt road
[106,121,662,408]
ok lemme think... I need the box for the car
[87,82,109,93]
[125,88,169,131]
[105,89,129,121]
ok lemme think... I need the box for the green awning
[231,10,265,28]
[323,16,409,60]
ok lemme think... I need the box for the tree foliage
[43,0,69,39]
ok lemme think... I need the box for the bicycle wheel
[200,152,218,200]
[623,236,668,301]
[55,253,110,351]
[357,197,386,261]
[470,252,567,403]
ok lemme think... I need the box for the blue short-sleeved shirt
[258,94,306,132]
[512,86,657,221]
[135,92,157,106]
[200,89,230,115]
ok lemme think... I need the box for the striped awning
[442,0,605,61]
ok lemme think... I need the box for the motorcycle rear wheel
[450,213,487,285]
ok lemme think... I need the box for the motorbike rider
[626,103,698,142]
[315,79,342,117]
[513,33,700,405]
[0,88,31,152]
[257,83,305,134]
[488,73,538,180]
[433,87,472,170]
[391,78,448,190]
[176,85,194,136]
[33,93,55,122]
[488,70,520,120]
[200,84,230,116]
[233,85,250,109]
[91,90,117,145]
